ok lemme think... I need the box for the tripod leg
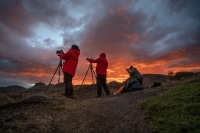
[90,64,97,89]
[57,66,61,92]
[91,67,96,89]
[78,64,91,92]
[45,65,59,94]
[92,69,97,78]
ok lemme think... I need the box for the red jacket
[87,53,108,76]
[58,49,80,76]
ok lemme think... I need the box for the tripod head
[86,58,93,68]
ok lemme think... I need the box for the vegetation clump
[142,80,200,133]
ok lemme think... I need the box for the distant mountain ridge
[0,85,26,93]
[143,74,167,81]
[0,74,168,94]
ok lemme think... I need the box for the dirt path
[0,85,171,133]
[80,87,168,133]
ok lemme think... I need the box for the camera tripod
[45,59,63,94]
[78,63,96,92]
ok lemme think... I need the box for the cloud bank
[0,0,199,88]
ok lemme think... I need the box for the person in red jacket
[58,44,80,99]
[87,53,110,97]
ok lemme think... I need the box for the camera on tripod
[56,50,64,54]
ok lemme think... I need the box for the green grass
[141,81,200,133]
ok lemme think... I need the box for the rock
[22,93,54,103]
[29,82,46,90]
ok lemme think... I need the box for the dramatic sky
[0,0,200,88]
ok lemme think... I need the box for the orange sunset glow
[0,0,200,88]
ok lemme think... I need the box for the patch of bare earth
[0,84,174,133]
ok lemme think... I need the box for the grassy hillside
[141,80,200,133]
[0,74,199,132]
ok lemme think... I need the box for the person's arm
[87,58,99,63]
[58,50,71,60]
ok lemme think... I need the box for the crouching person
[113,66,143,95]
[123,77,143,92]
[126,66,143,85]
[113,77,143,95]
[87,53,110,97]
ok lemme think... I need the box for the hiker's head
[126,66,133,71]
[100,53,106,57]
[71,44,80,50]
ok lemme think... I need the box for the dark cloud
[0,0,35,38]
[168,0,200,15]
[0,0,200,87]
[44,38,56,46]
[81,6,148,59]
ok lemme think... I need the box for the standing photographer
[87,53,110,97]
[57,44,80,99]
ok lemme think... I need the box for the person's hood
[70,49,80,56]
[99,53,106,57]
[71,44,80,50]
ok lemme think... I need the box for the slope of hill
[142,74,167,87]
[0,86,163,133]
[142,80,200,132]
[0,74,199,132]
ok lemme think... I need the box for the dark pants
[96,74,110,96]
[137,77,143,85]
[64,72,73,98]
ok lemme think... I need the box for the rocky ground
[2,73,194,132]
[0,81,176,133]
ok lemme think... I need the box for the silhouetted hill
[142,74,167,87]
[0,74,166,94]
[0,75,199,132]
[29,82,47,90]
[0,85,26,93]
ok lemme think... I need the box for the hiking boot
[94,96,101,98]
[66,95,73,99]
